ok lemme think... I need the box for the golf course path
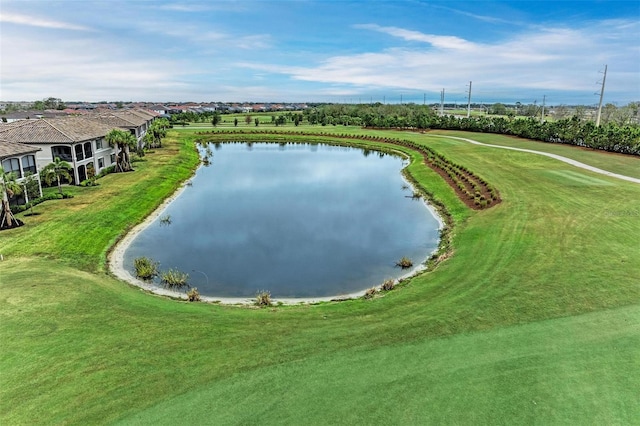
[435,135,640,184]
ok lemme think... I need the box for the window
[51,146,72,162]
[77,164,87,182]
[110,154,116,164]
[96,139,103,150]
[21,155,36,175]
[84,142,93,159]
[74,144,84,161]
[98,157,104,168]
[1,158,21,178]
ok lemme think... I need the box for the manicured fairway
[120,304,640,425]
[1,127,638,424]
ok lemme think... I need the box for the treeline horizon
[302,104,640,156]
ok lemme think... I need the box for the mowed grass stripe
[0,128,638,424]
[117,304,640,425]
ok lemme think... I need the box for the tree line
[304,103,640,156]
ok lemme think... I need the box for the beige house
[0,117,118,184]
[89,109,158,148]
[0,139,43,205]
[0,108,158,192]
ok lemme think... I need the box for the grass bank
[1,127,639,424]
[0,132,200,272]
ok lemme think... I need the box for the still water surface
[124,142,440,298]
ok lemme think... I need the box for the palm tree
[42,157,73,194]
[0,167,23,229]
[144,118,170,148]
[106,129,137,172]
[22,172,41,216]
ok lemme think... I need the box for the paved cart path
[434,135,640,185]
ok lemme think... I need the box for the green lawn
[1,128,639,424]
[430,129,640,179]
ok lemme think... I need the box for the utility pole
[596,64,607,127]
[541,95,546,123]
[440,89,445,116]
[466,81,472,118]
[400,94,403,105]
[423,93,426,105]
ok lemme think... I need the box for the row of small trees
[429,115,640,155]
[304,104,640,156]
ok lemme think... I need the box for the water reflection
[124,143,440,298]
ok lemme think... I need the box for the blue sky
[1,0,638,105]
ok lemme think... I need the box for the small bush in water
[134,257,159,280]
[161,268,189,290]
[396,257,413,269]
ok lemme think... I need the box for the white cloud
[0,11,92,31]
[158,2,249,13]
[355,24,475,50]
[244,20,639,101]
[431,5,518,26]
[0,31,194,101]
[134,19,271,50]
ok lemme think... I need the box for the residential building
[89,108,157,148]
[148,104,169,115]
[0,139,43,205]
[0,117,118,184]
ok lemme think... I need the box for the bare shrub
[364,287,377,299]
[381,279,395,291]
[186,287,201,302]
[254,290,272,307]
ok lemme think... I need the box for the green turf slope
[118,303,640,425]
[1,129,638,425]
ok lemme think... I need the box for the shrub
[134,257,159,280]
[186,287,201,302]
[161,268,189,290]
[364,287,377,299]
[381,279,395,291]
[396,257,413,269]
[97,165,115,178]
[80,179,99,187]
[254,290,272,307]
[10,192,74,214]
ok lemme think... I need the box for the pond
[123,142,441,300]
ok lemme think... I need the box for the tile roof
[0,139,41,160]
[0,117,117,144]
[89,109,153,127]
[127,108,159,120]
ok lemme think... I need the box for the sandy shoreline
[107,154,444,306]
